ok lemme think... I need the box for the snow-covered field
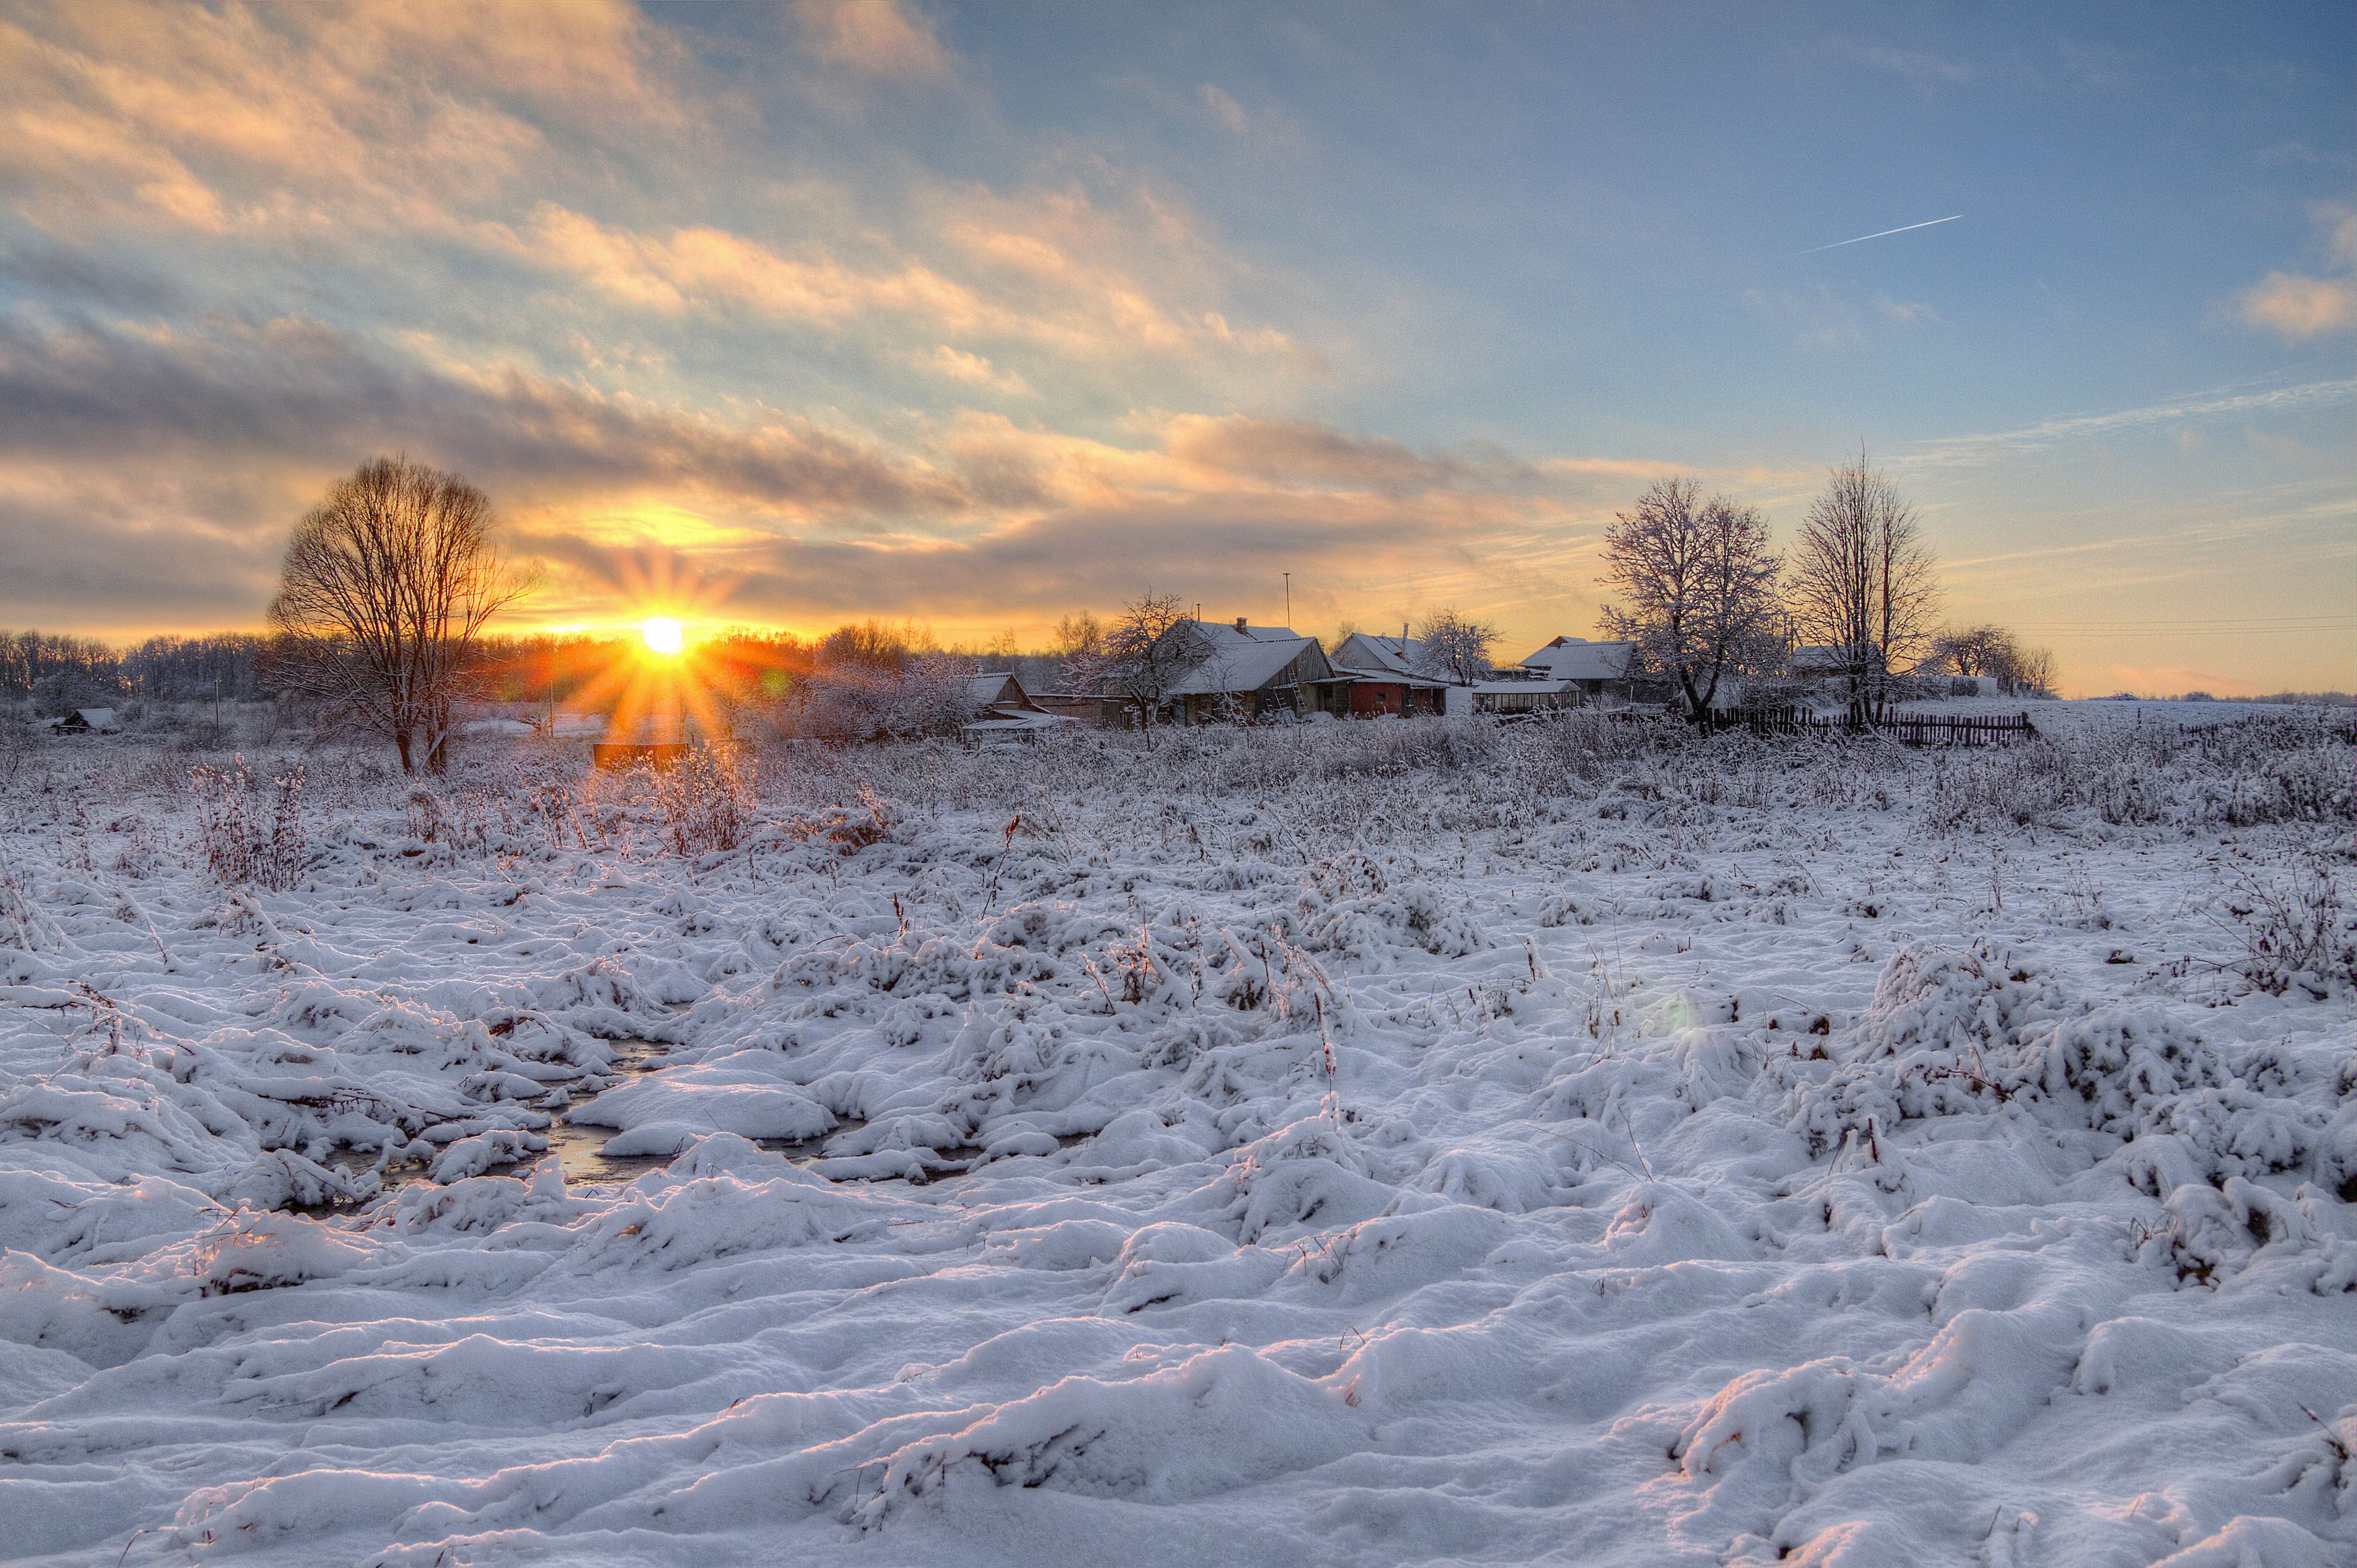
[2,705,2352,1567]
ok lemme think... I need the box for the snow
[1,708,2352,1567]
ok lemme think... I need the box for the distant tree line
[0,629,277,710]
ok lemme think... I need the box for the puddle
[536,1036,881,1184]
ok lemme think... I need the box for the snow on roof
[1331,632,1456,684]
[1473,677,1576,694]
[1189,618,1306,648]
[968,671,1024,706]
[1519,638,1633,681]
[1332,632,1416,677]
[962,710,1072,733]
[64,708,120,730]
[1166,636,1318,695]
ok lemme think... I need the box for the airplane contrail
[1798,214,1963,255]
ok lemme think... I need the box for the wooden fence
[1699,706,2038,747]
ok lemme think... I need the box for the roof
[63,708,120,730]
[963,710,1073,734]
[1166,635,1320,695]
[1330,632,1459,685]
[1332,632,1419,678]
[1519,638,1634,681]
[1473,677,1576,695]
[1189,618,1308,648]
[967,671,1026,708]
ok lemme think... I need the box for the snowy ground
[2,708,2352,1567]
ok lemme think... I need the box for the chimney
[1235,615,1248,633]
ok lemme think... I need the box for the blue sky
[2,1,2349,691]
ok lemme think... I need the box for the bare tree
[1785,452,1939,724]
[1071,590,1193,747]
[818,619,923,672]
[1932,623,2012,680]
[1409,609,1502,685]
[1598,477,1784,724]
[267,456,531,774]
[2013,644,2059,700]
[1050,611,1106,683]
[1930,623,2059,697]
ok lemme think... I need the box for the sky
[0,1,2350,695]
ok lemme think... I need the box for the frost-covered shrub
[1920,744,2071,831]
[652,745,752,855]
[2220,864,2357,999]
[1772,933,2329,1179]
[189,758,308,889]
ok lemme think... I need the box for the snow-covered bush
[651,744,752,855]
[2220,862,2357,999]
[189,757,308,889]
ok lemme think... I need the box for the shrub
[653,745,752,855]
[2221,863,2356,999]
[189,758,308,889]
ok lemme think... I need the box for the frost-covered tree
[1598,477,1783,724]
[1071,590,1192,747]
[1409,609,1501,684]
[1786,452,1939,724]
[266,456,531,774]
[1051,611,1106,684]
[1932,624,2060,698]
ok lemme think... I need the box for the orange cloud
[0,0,691,237]
[2234,272,2357,340]
[512,205,992,329]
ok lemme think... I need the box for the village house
[1159,617,1350,724]
[960,671,1074,743]
[1328,631,1458,717]
[1515,636,1637,702]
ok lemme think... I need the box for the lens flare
[641,617,684,656]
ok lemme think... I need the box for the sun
[640,617,684,656]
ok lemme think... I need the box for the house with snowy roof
[1506,636,1639,704]
[961,671,1075,743]
[1329,631,1458,717]
[1158,617,1350,724]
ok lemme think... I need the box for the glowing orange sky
[2,2,2350,694]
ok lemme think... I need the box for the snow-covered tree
[1786,452,1939,724]
[1409,609,1502,683]
[267,455,531,774]
[1069,591,1193,747]
[1598,477,1783,724]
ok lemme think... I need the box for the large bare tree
[1598,476,1784,724]
[267,456,531,773]
[1785,452,1939,724]
[1409,608,1502,685]
[1071,590,1193,747]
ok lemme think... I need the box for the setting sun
[640,617,684,656]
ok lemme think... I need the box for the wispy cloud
[2234,273,2357,340]
[793,0,954,81]
[0,310,1650,638]
[1904,379,2357,469]
[1745,285,1944,349]
[1826,34,1974,89]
